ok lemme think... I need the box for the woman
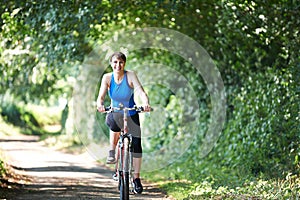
[97,52,150,194]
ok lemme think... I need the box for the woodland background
[0,0,299,199]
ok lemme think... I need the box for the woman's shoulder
[126,70,137,76]
[102,73,112,85]
[103,72,113,78]
[126,70,140,88]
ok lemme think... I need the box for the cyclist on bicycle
[97,52,151,194]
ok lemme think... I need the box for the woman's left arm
[129,71,150,110]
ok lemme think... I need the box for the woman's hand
[97,105,106,113]
[143,104,151,112]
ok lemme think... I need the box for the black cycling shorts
[106,112,142,158]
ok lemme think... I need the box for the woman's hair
[109,52,126,62]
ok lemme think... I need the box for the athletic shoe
[132,178,143,194]
[106,150,116,164]
[112,170,118,181]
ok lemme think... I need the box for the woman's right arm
[97,73,110,112]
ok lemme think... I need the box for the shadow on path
[0,134,171,200]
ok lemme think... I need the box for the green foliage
[0,1,87,102]
[143,0,299,198]
[218,68,299,177]
[0,159,5,177]
[185,174,300,199]
[0,157,7,187]
[145,168,300,199]
[1,102,40,133]
[0,99,62,135]
[202,0,300,180]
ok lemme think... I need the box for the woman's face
[110,56,125,73]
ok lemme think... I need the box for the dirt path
[0,134,172,200]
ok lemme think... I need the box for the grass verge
[143,170,300,200]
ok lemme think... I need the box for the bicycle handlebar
[104,105,153,113]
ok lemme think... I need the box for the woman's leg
[106,112,122,164]
[128,114,143,194]
[107,130,120,163]
[133,157,142,179]
[109,130,120,150]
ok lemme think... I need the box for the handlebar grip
[138,106,144,112]
[137,106,153,112]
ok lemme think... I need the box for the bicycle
[104,104,150,200]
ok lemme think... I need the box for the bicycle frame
[105,105,145,200]
[118,107,132,200]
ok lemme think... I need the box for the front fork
[116,134,133,180]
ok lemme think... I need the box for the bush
[0,102,62,135]
[214,67,299,178]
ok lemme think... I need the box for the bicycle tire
[119,171,125,200]
[123,137,130,199]
[118,138,125,199]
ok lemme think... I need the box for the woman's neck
[114,71,125,83]
[114,70,124,77]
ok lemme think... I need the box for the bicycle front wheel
[119,136,130,200]
[123,137,130,199]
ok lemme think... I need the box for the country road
[0,134,172,200]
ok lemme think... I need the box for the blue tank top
[109,71,136,116]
